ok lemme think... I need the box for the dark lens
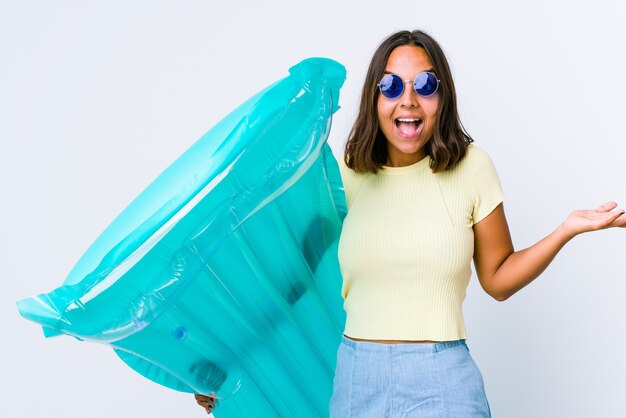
[414,72,438,97]
[379,74,404,99]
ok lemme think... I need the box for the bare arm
[473,201,626,301]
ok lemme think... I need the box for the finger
[195,394,218,402]
[601,208,623,222]
[595,208,625,229]
[198,402,215,411]
[595,201,618,213]
[196,396,216,404]
[198,399,217,407]
[610,209,626,226]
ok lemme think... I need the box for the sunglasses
[377,72,440,99]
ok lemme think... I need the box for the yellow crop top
[337,145,504,341]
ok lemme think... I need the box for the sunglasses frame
[377,71,441,99]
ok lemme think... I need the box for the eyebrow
[383,69,435,76]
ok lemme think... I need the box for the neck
[387,153,427,167]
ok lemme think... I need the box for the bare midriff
[344,334,439,344]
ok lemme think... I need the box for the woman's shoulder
[336,153,370,208]
[452,144,498,174]
[456,144,503,199]
[337,154,366,184]
[462,143,494,164]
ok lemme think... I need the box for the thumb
[594,201,618,213]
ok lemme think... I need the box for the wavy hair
[345,30,473,173]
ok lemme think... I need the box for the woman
[327,29,625,417]
[195,29,625,416]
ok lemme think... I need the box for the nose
[399,80,419,107]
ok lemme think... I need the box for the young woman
[327,29,625,417]
[195,29,625,416]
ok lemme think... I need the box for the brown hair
[345,30,473,173]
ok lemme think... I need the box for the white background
[1,1,625,417]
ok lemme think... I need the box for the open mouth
[395,118,423,136]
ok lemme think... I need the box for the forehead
[385,46,434,75]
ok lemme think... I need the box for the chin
[399,141,427,156]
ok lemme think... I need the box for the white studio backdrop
[1,1,625,417]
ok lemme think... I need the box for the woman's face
[377,45,440,167]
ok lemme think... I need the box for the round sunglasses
[377,72,440,99]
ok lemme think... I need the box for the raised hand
[562,201,626,238]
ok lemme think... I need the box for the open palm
[563,201,626,237]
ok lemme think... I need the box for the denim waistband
[340,334,466,354]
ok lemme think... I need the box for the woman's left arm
[473,201,626,301]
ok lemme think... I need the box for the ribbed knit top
[337,145,504,341]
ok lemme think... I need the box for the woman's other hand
[194,393,218,415]
[562,201,626,238]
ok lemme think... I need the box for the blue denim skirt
[328,335,491,418]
